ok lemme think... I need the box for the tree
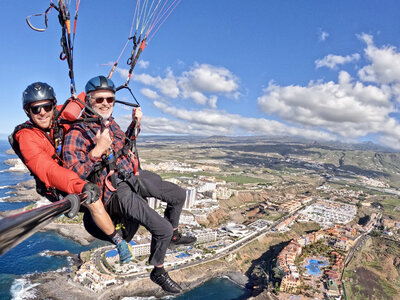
[370,230,381,237]
[272,267,283,279]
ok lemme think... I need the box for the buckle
[117,170,131,182]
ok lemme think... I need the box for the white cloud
[258,71,394,139]
[178,64,239,107]
[179,64,238,94]
[115,67,129,79]
[115,103,131,111]
[208,96,218,109]
[358,33,400,85]
[318,29,329,41]
[118,63,240,108]
[140,88,160,100]
[151,100,337,141]
[315,53,360,69]
[134,70,180,98]
[138,60,149,69]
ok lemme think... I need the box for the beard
[92,107,113,120]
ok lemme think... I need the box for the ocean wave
[0,185,10,189]
[121,297,159,300]
[10,278,40,300]
[54,267,68,273]
[122,296,176,300]
[38,250,51,257]
[0,196,10,201]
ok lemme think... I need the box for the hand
[132,107,142,125]
[91,128,112,157]
[82,183,101,204]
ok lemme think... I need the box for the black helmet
[22,82,56,109]
[85,76,116,94]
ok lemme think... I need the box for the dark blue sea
[0,140,250,300]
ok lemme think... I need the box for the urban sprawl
[67,158,400,300]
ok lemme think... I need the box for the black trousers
[84,170,186,266]
[133,170,186,228]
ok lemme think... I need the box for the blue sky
[2,1,400,149]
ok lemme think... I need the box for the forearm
[63,133,101,180]
[85,201,115,235]
[125,120,140,139]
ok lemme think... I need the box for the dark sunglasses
[30,103,54,115]
[92,97,115,104]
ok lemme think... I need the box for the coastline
[44,222,96,246]
[28,261,250,300]
[0,178,41,203]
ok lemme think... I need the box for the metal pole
[0,194,81,256]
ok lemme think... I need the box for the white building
[192,228,217,243]
[197,182,217,193]
[222,223,249,237]
[185,187,196,209]
[132,243,151,256]
[179,213,199,226]
[148,197,161,209]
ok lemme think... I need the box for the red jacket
[14,93,87,195]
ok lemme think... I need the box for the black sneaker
[150,269,182,294]
[170,231,197,247]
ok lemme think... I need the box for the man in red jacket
[12,82,133,263]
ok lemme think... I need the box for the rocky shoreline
[28,262,250,300]
[0,178,41,203]
[44,222,96,245]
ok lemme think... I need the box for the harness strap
[84,124,140,190]
[105,170,117,192]
[105,150,118,190]
[128,149,139,176]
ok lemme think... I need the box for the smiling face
[88,89,115,120]
[28,100,55,129]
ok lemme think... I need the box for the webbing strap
[105,170,117,192]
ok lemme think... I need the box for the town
[69,146,399,299]
[5,137,400,299]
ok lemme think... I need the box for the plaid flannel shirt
[63,117,137,204]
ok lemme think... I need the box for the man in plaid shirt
[63,76,196,294]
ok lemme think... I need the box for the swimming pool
[305,259,329,276]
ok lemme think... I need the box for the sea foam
[0,196,11,202]
[121,297,161,300]
[10,278,39,300]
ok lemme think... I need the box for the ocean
[0,140,251,300]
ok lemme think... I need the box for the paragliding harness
[83,121,140,198]
[8,121,65,202]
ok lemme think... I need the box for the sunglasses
[91,97,115,104]
[30,103,54,115]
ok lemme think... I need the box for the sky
[2,1,400,149]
